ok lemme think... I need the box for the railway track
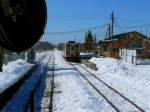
[71,63,145,112]
[34,51,55,112]
[49,54,55,112]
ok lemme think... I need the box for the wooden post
[110,12,114,57]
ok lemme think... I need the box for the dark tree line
[85,31,96,53]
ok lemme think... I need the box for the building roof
[99,31,149,44]
[105,31,148,40]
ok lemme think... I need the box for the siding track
[71,63,145,112]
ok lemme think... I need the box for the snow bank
[89,57,131,75]
[0,51,52,94]
[0,59,33,93]
[89,57,118,71]
[3,59,32,74]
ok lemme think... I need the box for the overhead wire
[115,20,150,36]
[117,18,149,23]
[115,21,127,33]
[118,23,150,29]
[44,24,108,35]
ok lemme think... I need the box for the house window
[71,46,74,50]
[137,49,142,57]
[131,41,137,48]
[137,41,142,48]
[131,40,142,49]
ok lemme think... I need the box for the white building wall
[119,49,137,64]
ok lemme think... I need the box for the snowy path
[52,50,115,112]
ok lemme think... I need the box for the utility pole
[109,23,112,57]
[111,12,114,37]
[108,24,111,38]
[110,12,115,57]
[94,34,97,53]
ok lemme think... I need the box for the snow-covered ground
[52,50,115,112]
[35,51,49,63]
[2,49,150,112]
[0,59,33,93]
[34,50,150,112]
[89,57,150,111]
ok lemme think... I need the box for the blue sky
[41,0,150,44]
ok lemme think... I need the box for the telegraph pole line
[110,12,115,57]
[108,23,111,57]
[108,24,111,38]
[111,12,115,37]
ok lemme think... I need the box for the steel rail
[76,63,145,112]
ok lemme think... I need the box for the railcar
[65,41,80,62]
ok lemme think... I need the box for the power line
[115,22,126,33]
[115,22,150,38]
[44,24,108,35]
[48,14,110,21]
[48,17,103,21]
[117,18,149,23]
[119,23,150,29]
